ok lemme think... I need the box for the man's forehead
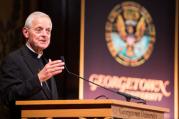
[31,16,52,28]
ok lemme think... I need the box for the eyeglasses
[26,26,52,35]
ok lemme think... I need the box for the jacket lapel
[20,46,40,75]
[19,46,52,99]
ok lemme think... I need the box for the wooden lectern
[16,99,169,119]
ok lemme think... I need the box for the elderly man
[0,11,64,118]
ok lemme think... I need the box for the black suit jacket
[0,45,59,106]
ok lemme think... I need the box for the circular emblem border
[105,1,156,67]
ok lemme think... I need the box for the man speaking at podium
[0,11,65,118]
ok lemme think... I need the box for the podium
[16,99,169,119]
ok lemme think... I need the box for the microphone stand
[61,56,146,104]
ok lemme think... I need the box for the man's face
[23,17,52,53]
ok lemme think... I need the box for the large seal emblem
[105,1,156,66]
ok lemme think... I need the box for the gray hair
[24,11,52,28]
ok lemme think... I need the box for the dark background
[0,0,81,99]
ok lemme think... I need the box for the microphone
[60,56,146,104]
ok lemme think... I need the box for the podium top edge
[16,99,169,113]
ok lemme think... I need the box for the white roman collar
[26,42,43,59]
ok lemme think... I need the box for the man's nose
[41,29,49,36]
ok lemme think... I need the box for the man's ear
[22,27,29,38]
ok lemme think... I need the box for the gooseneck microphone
[60,56,146,104]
